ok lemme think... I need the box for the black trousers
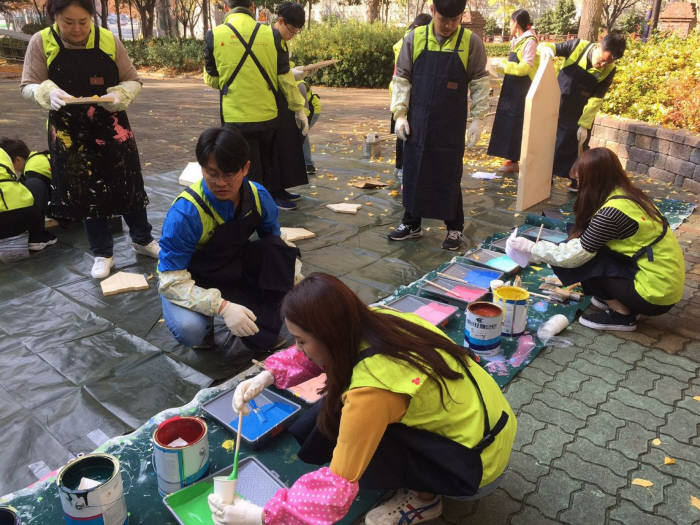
[402,190,464,232]
[0,175,49,239]
[578,276,675,316]
[225,123,277,191]
[390,115,404,170]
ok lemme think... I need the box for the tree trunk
[202,0,209,33]
[115,0,123,39]
[307,0,312,28]
[156,0,175,37]
[367,0,381,23]
[137,6,154,38]
[128,0,135,38]
[578,0,604,41]
[650,0,661,32]
[100,0,108,28]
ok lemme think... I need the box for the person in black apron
[538,33,626,191]
[486,9,537,174]
[216,273,516,525]
[158,127,299,351]
[388,0,490,252]
[20,0,157,279]
[506,148,684,332]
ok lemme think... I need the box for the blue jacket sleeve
[254,183,281,237]
[158,199,204,272]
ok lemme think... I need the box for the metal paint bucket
[465,302,504,356]
[57,453,128,525]
[0,507,21,525]
[363,133,382,158]
[493,286,530,336]
[152,416,210,496]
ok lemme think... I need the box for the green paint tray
[163,457,286,524]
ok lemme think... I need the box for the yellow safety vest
[176,179,262,248]
[512,35,539,81]
[601,188,684,305]
[561,39,615,83]
[41,23,116,68]
[24,151,51,182]
[0,148,34,213]
[413,22,471,71]
[297,80,321,119]
[212,10,279,123]
[348,309,516,487]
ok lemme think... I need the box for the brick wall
[589,115,700,194]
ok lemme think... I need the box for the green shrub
[485,42,510,57]
[22,22,48,34]
[124,38,203,73]
[290,21,405,88]
[0,36,28,60]
[602,30,700,132]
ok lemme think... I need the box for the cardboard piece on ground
[100,271,150,296]
[351,178,389,189]
[178,162,203,187]
[326,203,362,214]
[516,57,560,211]
[280,227,316,242]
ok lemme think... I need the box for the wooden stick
[251,358,266,370]
[535,224,544,243]
[563,281,581,291]
[378,303,402,312]
[424,280,463,298]
[300,59,340,72]
[528,290,554,300]
[437,272,469,285]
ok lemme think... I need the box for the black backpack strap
[50,26,65,50]
[183,188,217,222]
[603,195,669,262]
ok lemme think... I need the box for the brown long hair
[569,148,664,238]
[281,273,476,438]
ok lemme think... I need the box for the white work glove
[101,81,142,112]
[50,88,71,110]
[99,91,121,112]
[505,228,534,268]
[466,118,484,148]
[577,126,588,145]
[232,371,275,415]
[395,117,410,141]
[292,66,305,80]
[208,494,263,525]
[34,79,71,110]
[538,44,555,61]
[295,110,309,136]
[219,301,259,337]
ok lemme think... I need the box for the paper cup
[213,476,237,505]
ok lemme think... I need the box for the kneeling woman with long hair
[507,147,684,331]
[209,273,517,525]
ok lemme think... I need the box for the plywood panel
[516,57,561,211]
[178,162,203,187]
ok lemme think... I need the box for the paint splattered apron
[552,44,598,179]
[486,42,534,162]
[46,27,147,220]
[402,27,469,221]
[184,182,299,348]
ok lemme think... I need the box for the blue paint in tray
[230,402,296,442]
[462,268,501,289]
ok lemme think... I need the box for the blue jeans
[161,296,213,347]
[83,207,153,257]
[302,113,319,167]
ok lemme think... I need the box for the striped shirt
[580,206,638,253]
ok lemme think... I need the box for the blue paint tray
[461,249,520,274]
[201,388,301,449]
[163,456,286,525]
[440,262,503,289]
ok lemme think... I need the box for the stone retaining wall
[589,115,700,193]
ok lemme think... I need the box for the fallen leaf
[632,478,654,488]
[652,438,662,446]
[664,457,675,465]
[693,396,700,402]
[691,496,700,511]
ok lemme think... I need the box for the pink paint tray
[383,294,459,326]
[418,276,488,308]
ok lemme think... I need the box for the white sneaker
[91,256,114,279]
[133,240,160,259]
[364,490,442,525]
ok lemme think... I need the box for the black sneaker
[388,223,422,241]
[274,197,297,211]
[567,179,579,192]
[28,231,57,251]
[281,189,301,201]
[442,230,464,251]
[579,308,637,331]
[305,165,316,175]
[590,296,607,309]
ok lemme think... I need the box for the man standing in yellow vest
[0,138,56,251]
[388,0,490,252]
[203,0,307,207]
[538,33,626,191]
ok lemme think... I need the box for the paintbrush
[563,282,581,291]
[425,279,463,298]
[251,358,266,370]
[436,272,469,285]
[227,413,244,482]
[248,399,267,423]
[535,224,544,244]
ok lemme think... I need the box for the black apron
[552,44,599,179]
[289,348,509,497]
[185,182,299,348]
[402,26,469,221]
[486,40,534,162]
[46,26,147,221]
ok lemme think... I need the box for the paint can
[152,416,210,496]
[0,507,21,525]
[363,133,382,159]
[492,286,530,336]
[465,302,504,357]
[57,453,128,525]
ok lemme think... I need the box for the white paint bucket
[152,416,210,496]
[465,302,504,357]
[57,453,128,525]
[493,286,530,336]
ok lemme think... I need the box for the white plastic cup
[213,476,237,505]
[490,279,504,291]
[538,314,569,339]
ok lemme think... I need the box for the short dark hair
[227,0,253,8]
[409,13,432,30]
[46,0,95,21]
[0,137,30,161]
[601,32,626,59]
[511,9,531,31]
[277,2,305,28]
[196,127,250,174]
[433,0,466,17]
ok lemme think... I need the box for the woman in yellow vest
[506,148,684,331]
[0,138,56,250]
[20,0,159,279]
[210,273,516,525]
[293,74,322,174]
[487,9,538,174]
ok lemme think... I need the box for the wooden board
[178,162,203,187]
[350,178,389,189]
[300,59,340,73]
[516,57,561,211]
[64,96,112,105]
[326,203,362,214]
[100,271,150,296]
[280,227,316,242]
